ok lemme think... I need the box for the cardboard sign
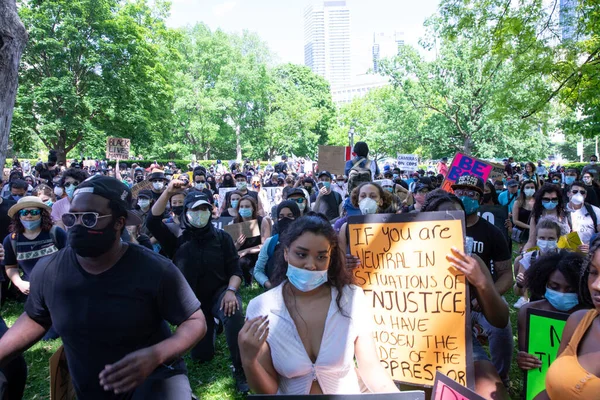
[212,216,234,230]
[263,187,284,217]
[250,393,425,400]
[441,154,496,193]
[50,346,76,400]
[488,163,505,183]
[524,309,569,400]
[477,205,509,243]
[397,154,419,172]
[432,372,486,400]
[318,145,346,176]
[106,137,131,160]
[218,187,237,202]
[223,220,260,242]
[131,180,153,199]
[348,212,472,388]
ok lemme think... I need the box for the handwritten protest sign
[441,153,496,193]
[432,372,485,400]
[249,393,425,400]
[130,180,153,199]
[263,187,284,216]
[348,212,472,388]
[318,145,346,176]
[223,220,260,242]
[218,187,236,201]
[397,154,419,172]
[212,216,234,230]
[50,346,76,400]
[105,137,131,160]
[477,205,509,243]
[524,309,569,400]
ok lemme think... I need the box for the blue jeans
[471,310,513,384]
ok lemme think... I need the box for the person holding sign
[516,251,585,371]
[240,215,399,395]
[535,238,600,399]
[421,189,510,400]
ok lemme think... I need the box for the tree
[0,0,28,169]
[10,0,172,163]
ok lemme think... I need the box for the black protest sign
[477,205,509,243]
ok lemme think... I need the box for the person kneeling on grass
[0,176,206,399]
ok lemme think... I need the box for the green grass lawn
[1,277,524,399]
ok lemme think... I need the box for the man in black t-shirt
[0,176,206,399]
[451,174,513,388]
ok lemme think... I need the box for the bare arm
[115,159,122,181]
[472,256,509,328]
[355,333,399,393]
[239,316,279,394]
[494,259,514,295]
[0,313,48,368]
[523,217,537,251]
[512,201,529,230]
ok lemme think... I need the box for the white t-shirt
[246,284,372,395]
[568,204,600,244]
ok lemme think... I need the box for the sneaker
[513,296,529,309]
[233,368,249,394]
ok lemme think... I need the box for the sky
[166,0,440,76]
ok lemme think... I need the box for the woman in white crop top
[239,214,399,395]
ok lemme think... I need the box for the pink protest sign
[441,153,495,193]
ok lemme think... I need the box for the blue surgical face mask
[543,201,558,210]
[21,219,41,231]
[45,200,54,207]
[12,195,23,201]
[239,208,253,218]
[459,196,480,215]
[286,264,328,292]
[545,287,578,311]
[393,174,399,180]
[322,181,331,190]
[565,176,576,185]
[231,199,239,209]
[65,185,76,199]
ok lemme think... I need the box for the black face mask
[172,206,184,216]
[483,193,492,203]
[68,223,117,257]
[304,186,312,193]
[135,175,144,183]
[277,217,295,235]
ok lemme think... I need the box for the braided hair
[421,189,465,213]
[580,237,600,308]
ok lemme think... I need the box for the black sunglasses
[541,198,559,203]
[18,209,41,217]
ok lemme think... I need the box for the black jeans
[191,288,244,371]
[0,317,27,400]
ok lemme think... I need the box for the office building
[304,1,351,88]
[372,31,405,73]
[559,0,578,41]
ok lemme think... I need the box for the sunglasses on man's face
[571,189,587,195]
[542,198,559,203]
[19,209,41,217]
[64,181,80,188]
[61,212,113,228]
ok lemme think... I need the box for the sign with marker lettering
[441,153,496,193]
[250,393,425,399]
[432,372,485,400]
[106,137,131,160]
[348,211,472,388]
[524,309,569,400]
[397,154,419,172]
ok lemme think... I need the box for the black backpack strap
[585,203,598,233]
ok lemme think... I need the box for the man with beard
[0,175,206,398]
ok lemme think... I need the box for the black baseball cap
[184,192,213,210]
[451,175,485,195]
[318,170,332,179]
[137,189,153,199]
[73,175,141,225]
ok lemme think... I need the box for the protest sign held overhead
[523,309,569,400]
[397,154,419,172]
[105,137,131,160]
[318,146,347,176]
[441,153,498,193]
[348,211,472,388]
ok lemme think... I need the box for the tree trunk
[235,124,242,161]
[0,0,28,171]
[463,136,472,156]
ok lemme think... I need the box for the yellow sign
[348,212,472,388]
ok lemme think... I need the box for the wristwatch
[226,286,238,293]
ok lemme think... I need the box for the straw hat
[8,196,52,218]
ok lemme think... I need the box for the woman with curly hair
[3,197,67,298]
[516,251,585,371]
[523,183,570,251]
[239,215,399,395]
[533,238,600,399]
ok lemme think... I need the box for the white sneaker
[513,296,529,309]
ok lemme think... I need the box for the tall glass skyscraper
[304,1,351,88]
[559,0,578,41]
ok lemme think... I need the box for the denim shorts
[472,331,491,363]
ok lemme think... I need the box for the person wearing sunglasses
[50,168,89,230]
[0,175,206,399]
[565,181,600,252]
[3,197,66,299]
[523,183,570,251]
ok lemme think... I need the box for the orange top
[546,309,600,399]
